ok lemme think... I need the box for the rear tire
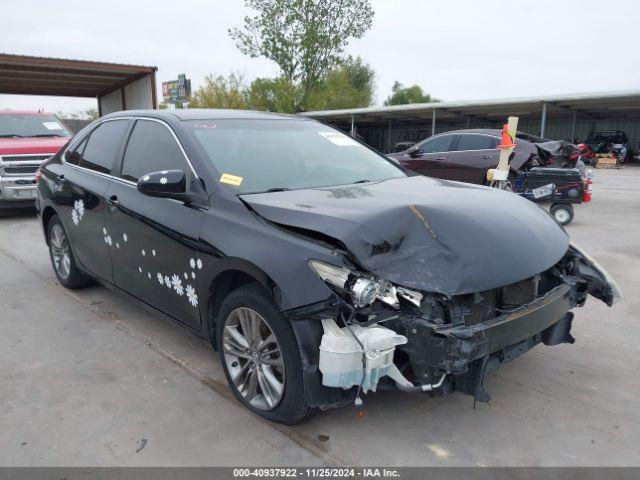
[550,203,574,226]
[47,214,92,289]
[217,283,314,424]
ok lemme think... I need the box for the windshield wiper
[265,187,290,192]
[0,134,24,138]
[352,179,371,184]
[32,134,66,138]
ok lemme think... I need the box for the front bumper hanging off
[286,248,619,409]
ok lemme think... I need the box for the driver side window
[417,135,454,154]
[121,120,187,182]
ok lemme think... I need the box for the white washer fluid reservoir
[318,318,407,393]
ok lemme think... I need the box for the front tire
[47,214,92,289]
[217,283,314,424]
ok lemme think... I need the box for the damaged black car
[36,110,621,424]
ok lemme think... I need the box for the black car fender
[199,255,285,346]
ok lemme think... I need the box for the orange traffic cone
[497,124,516,149]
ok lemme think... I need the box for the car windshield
[188,119,406,194]
[0,114,71,138]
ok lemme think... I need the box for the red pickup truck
[0,111,71,210]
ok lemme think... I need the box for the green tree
[306,56,375,110]
[189,73,248,109]
[246,77,301,113]
[384,81,437,106]
[84,107,99,120]
[230,0,374,105]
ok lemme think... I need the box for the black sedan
[36,109,620,424]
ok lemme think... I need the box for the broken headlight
[570,243,623,303]
[308,260,423,309]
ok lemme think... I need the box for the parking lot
[1,167,639,467]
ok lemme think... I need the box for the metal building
[0,53,157,115]
[302,91,640,154]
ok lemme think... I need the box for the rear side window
[80,120,128,174]
[418,135,454,153]
[121,120,186,182]
[455,134,498,151]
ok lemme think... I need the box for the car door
[56,119,130,283]
[446,133,499,184]
[104,118,205,330]
[399,134,455,179]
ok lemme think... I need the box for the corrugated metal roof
[301,90,640,124]
[0,53,157,98]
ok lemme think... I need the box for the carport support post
[540,102,547,138]
[431,109,436,136]
[571,111,577,141]
[350,115,355,137]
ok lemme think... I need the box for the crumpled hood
[241,176,569,295]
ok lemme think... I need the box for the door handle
[481,155,494,159]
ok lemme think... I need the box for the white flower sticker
[161,170,168,175]
[157,273,164,285]
[189,258,196,269]
[106,235,112,246]
[116,242,120,249]
[164,275,171,288]
[138,266,143,273]
[142,175,150,182]
[185,285,198,307]
[172,274,184,296]
[103,227,107,235]
[191,271,196,279]
[196,258,203,270]
[147,272,151,279]
[160,177,168,185]
[152,249,156,256]
[71,199,85,226]
[183,272,188,280]
[142,249,146,256]
[123,233,128,242]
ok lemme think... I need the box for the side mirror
[407,147,422,157]
[137,169,188,201]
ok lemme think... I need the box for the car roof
[103,108,305,122]
[431,128,502,137]
[433,128,546,141]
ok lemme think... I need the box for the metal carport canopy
[0,53,158,115]
[301,90,640,133]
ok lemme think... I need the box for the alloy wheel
[222,307,285,411]
[50,224,71,280]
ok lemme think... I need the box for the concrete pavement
[0,167,639,466]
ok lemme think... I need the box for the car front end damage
[285,245,621,409]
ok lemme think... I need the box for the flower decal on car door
[71,199,85,225]
[185,285,198,307]
[171,274,184,296]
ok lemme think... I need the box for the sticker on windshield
[220,173,243,186]
[318,131,360,147]
[43,121,63,130]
